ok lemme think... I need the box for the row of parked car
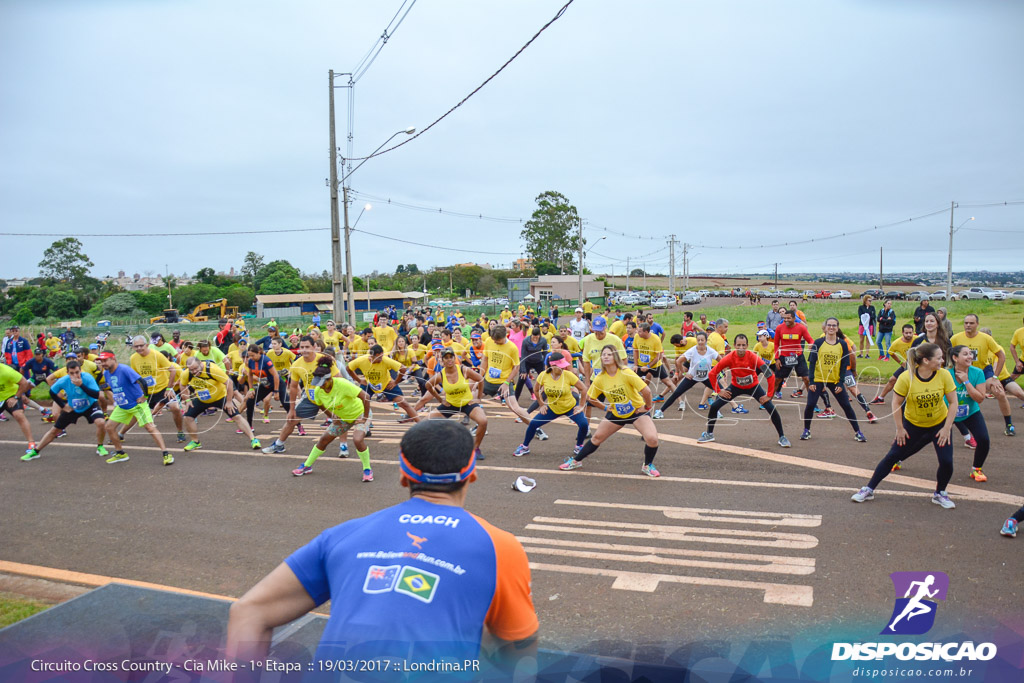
[860,287,1023,301]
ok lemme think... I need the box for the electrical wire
[351,227,520,255]
[344,0,575,161]
[0,228,329,237]
[350,0,419,84]
[350,190,524,223]
[960,227,1024,234]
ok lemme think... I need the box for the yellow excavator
[150,298,240,324]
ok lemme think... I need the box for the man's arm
[226,563,317,662]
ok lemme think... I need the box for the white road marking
[527,517,819,549]
[553,500,822,527]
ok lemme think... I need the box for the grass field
[0,594,48,628]
[652,299,1024,386]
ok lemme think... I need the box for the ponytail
[908,342,940,377]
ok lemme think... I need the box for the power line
[350,190,524,223]
[350,0,419,83]
[0,227,329,237]
[960,227,1023,234]
[345,0,576,161]
[351,227,520,255]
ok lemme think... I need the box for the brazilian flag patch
[395,566,440,603]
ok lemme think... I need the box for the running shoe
[851,486,874,503]
[678,401,686,411]
[970,467,987,482]
[697,403,709,410]
[163,453,175,466]
[866,411,877,424]
[731,405,749,414]
[292,465,313,476]
[297,425,306,436]
[514,417,524,423]
[250,438,261,450]
[931,491,955,509]
[559,457,583,471]
[183,440,202,452]
[460,415,470,425]
[778,436,792,448]
[854,431,867,443]
[790,389,804,398]
[473,447,485,461]
[964,434,977,449]
[800,429,811,440]
[203,408,217,416]
[773,392,782,399]
[262,441,286,454]
[41,409,54,423]
[106,452,130,464]
[884,356,891,361]
[263,416,271,424]
[653,395,664,402]
[1005,424,1016,437]
[573,444,584,456]
[176,432,186,443]
[697,432,715,443]
[813,406,821,413]
[235,429,244,434]
[322,419,331,427]
[338,443,349,457]
[641,463,661,478]
[891,461,902,472]
[652,409,664,419]
[56,430,67,438]
[96,445,109,457]
[878,354,885,360]
[869,396,885,405]
[0,414,8,422]
[362,469,374,482]
[513,444,530,457]
[1001,518,1018,538]
[537,428,549,441]
[21,448,40,462]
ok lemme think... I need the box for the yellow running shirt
[707,332,728,355]
[129,350,174,393]
[950,331,1000,371]
[887,336,915,364]
[755,341,775,363]
[373,325,398,353]
[588,367,647,418]
[608,320,626,338]
[348,355,402,393]
[580,333,627,375]
[536,369,580,414]
[811,339,845,384]
[440,365,473,407]
[181,361,229,403]
[290,353,339,390]
[482,339,520,385]
[894,368,955,428]
[267,348,296,374]
[633,334,664,369]
[321,330,344,350]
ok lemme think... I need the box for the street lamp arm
[340,127,415,186]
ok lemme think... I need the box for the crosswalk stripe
[553,500,822,527]
[527,517,819,549]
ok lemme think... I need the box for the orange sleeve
[472,515,539,642]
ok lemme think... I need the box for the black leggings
[515,364,543,400]
[866,417,953,492]
[707,384,784,437]
[957,411,991,469]
[804,383,860,433]
[661,377,712,412]
[246,384,277,428]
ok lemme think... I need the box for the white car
[829,290,853,299]
[960,287,1005,300]
[651,296,674,309]
[1009,290,1024,301]
[697,290,711,298]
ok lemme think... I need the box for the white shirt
[683,346,719,381]
[568,318,590,340]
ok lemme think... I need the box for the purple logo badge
[881,571,949,635]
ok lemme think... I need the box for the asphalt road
[2,383,1022,660]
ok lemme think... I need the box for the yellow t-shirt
[482,339,520,385]
[290,353,339,389]
[443,340,468,359]
[668,338,698,362]
[707,332,728,355]
[992,344,1011,381]
[440,365,473,407]
[322,330,344,350]
[581,333,627,375]
[225,349,246,375]
[607,320,626,338]
[129,350,173,393]
[373,326,398,353]
[181,361,229,403]
[499,310,512,323]
[887,336,915,364]
[536,369,580,414]
[267,348,296,374]
[894,367,955,428]
[408,343,429,362]
[392,348,417,368]
[348,355,403,393]
[50,358,104,387]
[633,334,664,369]
[581,301,595,314]
[755,341,775,364]
[562,336,582,354]
[45,337,61,353]
[588,367,647,418]
[950,331,1001,371]
[811,339,845,384]
[348,338,370,357]
[1010,326,1024,360]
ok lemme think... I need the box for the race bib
[307,388,316,401]
[113,392,131,408]
[488,367,502,380]
[955,404,969,419]
[71,398,88,411]
[143,375,156,387]
[369,381,383,392]
[735,375,754,387]
[783,355,798,367]
[843,374,857,388]
[613,402,634,417]
[197,390,211,401]
[638,353,651,364]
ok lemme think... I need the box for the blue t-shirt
[104,364,145,408]
[953,365,985,422]
[246,354,274,385]
[285,497,536,663]
[52,373,100,413]
[623,335,636,362]
[650,322,665,338]
[22,358,56,383]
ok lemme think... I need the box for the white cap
[756,329,770,337]
[512,476,537,492]
[574,307,583,313]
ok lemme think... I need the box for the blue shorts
[362,384,404,400]
[983,365,995,380]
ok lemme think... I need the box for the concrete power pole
[668,235,676,295]
[946,201,955,301]
[774,263,778,290]
[328,70,345,324]
[625,257,630,292]
[879,247,884,290]
[577,215,584,306]
[683,243,689,292]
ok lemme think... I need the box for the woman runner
[851,343,959,508]
[514,351,589,457]
[801,318,866,443]
[558,345,661,477]
[415,349,489,460]
[658,331,719,416]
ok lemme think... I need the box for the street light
[352,203,372,230]
[945,212,974,301]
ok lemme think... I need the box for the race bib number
[258,376,269,386]
[638,353,651,364]
[735,375,754,387]
[113,391,131,408]
[143,375,156,387]
[71,398,88,411]
[955,404,969,419]
[307,388,316,402]
[487,367,502,380]
[574,330,584,338]
[693,362,709,380]
[613,402,634,417]
[197,390,211,401]
[843,374,857,388]
[783,355,798,367]
[369,381,383,392]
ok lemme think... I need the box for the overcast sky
[2,0,1022,281]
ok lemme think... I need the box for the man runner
[22,360,108,461]
[99,351,173,466]
[179,356,261,452]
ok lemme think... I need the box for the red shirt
[681,321,696,335]
[709,351,775,395]
[772,322,814,359]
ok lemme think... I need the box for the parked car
[651,296,674,309]
[802,290,816,298]
[830,290,852,299]
[930,290,949,301]
[862,289,885,299]
[907,291,932,301]
[678,292,701,305]
[813,290,832,299]
[1009,290,1024,301]
[960,287,1006,300]
[697,290,711,298]
[884,291,905,300]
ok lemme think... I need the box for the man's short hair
[401,420,474,494]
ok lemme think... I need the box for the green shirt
[0,363,23,402]
[313,378,365,422]
[195,348,226,364]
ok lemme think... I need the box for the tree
[47,291,79,319]
[39,238,94,283]
[13,304,34,326]
[222,284,255,312]
[477,274,498,294]
[395,264,406,275]
[255,260,305,296]
[102,293,141,317]
[194,267,217,284]
[241,251,265,286]
[302,270,332,293]
[520,191,582,274]
[405,264,419,275]
[534,261,562,276]
[630,268,646,277]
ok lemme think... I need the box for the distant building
[529,275,603,302]
[513,258,533,272]
[255,291,419,319]
[454,262,492,270]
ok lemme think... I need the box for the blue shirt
[104,364,145,408]
[22,358,55,383]
[650,322,665,338]
[953,365,985,422]
[285,497,537,663]
[52,373,100,413]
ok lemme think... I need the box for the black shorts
[638,365,669,381]
[146,390,172,410]
[482,381,504,397]
[774,355,808,380]
[724,382,769,402]
[361,383,404,401]
[1,396,24,415]
[584,313,593,321]
[55,406,104,429]
[1000,377,1017,388]
[185,397,231,419]
[437,403,480,418]
[603,409,650,426]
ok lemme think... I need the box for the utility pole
[682,244,689,292]
[946,201,955,301]
[774,263,779,290]
[668,235,676,295]
[577,215,584,306]
[879,247,884,290]
[328,70,345,325]
[625,257,630,292]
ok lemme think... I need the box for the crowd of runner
[2,295,1023,537]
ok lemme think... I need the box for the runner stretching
[514,351,588,457]
[416,348,489,459]
[801,318,866,443]
[22,360,108,461]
